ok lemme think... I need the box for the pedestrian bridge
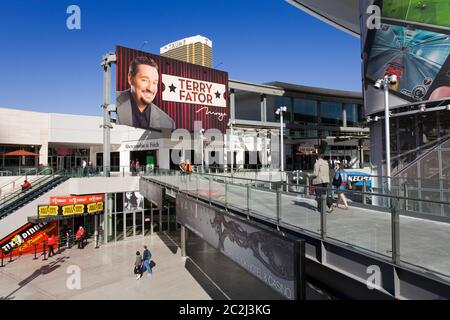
[140,170,450,299]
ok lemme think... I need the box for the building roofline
[266,81,362,99]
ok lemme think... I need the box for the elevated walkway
[141,171,450,299]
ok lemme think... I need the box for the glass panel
[294,99,317,125]
[439,110,450,139]
[280,190,320,234]
[326,192,392,257]
[417,113,438,147]
[143,209,152,236]
[115,212,124,241]
[227,180,249,211]
[107,213,116,242]
[320,101,342,125]
[249,187,277,221]
[135,211,143,236]
[420,191,442,216]
[344,103,358,126]
[398,115,417,168]
[400,200,450,277]
[125,212,134,238]
[419,151,440,189]
[210,175,226,204]
[442,151,450,191]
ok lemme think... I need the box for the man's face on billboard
[128,64,159,107]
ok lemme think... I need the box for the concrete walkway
[0,234,211,300]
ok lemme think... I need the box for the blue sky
[0,0,361,116]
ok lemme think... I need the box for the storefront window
[320,101,343,125]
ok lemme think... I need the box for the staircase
[0,173,69,220]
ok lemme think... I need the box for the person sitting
[21,179,32,192]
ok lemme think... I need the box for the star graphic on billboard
[215,91,221,99]
[169,84,177,92]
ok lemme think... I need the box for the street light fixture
[373,74,397,192]
[227,119,236,174]
[275,106,287,172]
[199,128,205,173]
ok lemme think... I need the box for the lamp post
[276,106,287,172]
[200,128,205,173]
[374,74,397,193]
[227,119,236,174]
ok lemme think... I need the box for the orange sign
[49,194,104,206]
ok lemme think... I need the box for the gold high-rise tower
[160,35,212,68]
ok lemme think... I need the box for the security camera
[374,116,380,122]
[388,74,397,85]
[446,104,450,111]
[200,128,205,134]
[374,79,383,90]
[419,104,426,112]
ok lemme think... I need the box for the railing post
[43,241,47,261]
[246,183,251,213]
[0,251,4,267]
[276,186,281,228]
[403,182,408,211]
[33,244,38,260]
[208,176,212,204]
[362,180,367,205]
[9,250,13,263]
[320,191,327,239]
[391,198,400,265]
[224,178,228,209]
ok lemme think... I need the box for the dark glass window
[344,103,358,126]
[320,101,343,125]
[293,99,317,125]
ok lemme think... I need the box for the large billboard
[361,0,450,115]
[115,46,229,132]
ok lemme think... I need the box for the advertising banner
[124,191,144,212]
[38,194,104,218]
[0,222,57,256]
[361,0,450,115]
[116,46,229,132]
[176,194,299,300]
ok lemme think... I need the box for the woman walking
[332,163,350,210]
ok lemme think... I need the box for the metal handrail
[0,167,53,199]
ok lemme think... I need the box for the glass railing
[142,171,450,279]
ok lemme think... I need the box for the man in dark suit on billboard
[116,56,175,130]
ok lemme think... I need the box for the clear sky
[0,0,361,116]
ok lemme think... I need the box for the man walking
[312,154,332,213]
[141,245,153,276]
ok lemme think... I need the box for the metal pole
[321,192,327,239]
[43,241,47,260]
[230,122,233,175]
[167,205,171,233]
[9,251,13,263]
[276,187,281,227]
[101,52,116,178]
[391,198,400,264]
[33,244,38,260]
[280,111,284,172]
[0,251,4,267]
[384,77,391,193]
[362,179,367,205]
[150,202,154,235]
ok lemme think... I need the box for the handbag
[332,174,342,187]
[150,260,156,268]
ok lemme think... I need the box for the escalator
[0,173,69,220]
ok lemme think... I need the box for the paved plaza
[0,234,211,300]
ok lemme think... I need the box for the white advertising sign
[162,74,226,108]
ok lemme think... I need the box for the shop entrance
[130,150,157,172]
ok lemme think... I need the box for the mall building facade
[0,79,366,176]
